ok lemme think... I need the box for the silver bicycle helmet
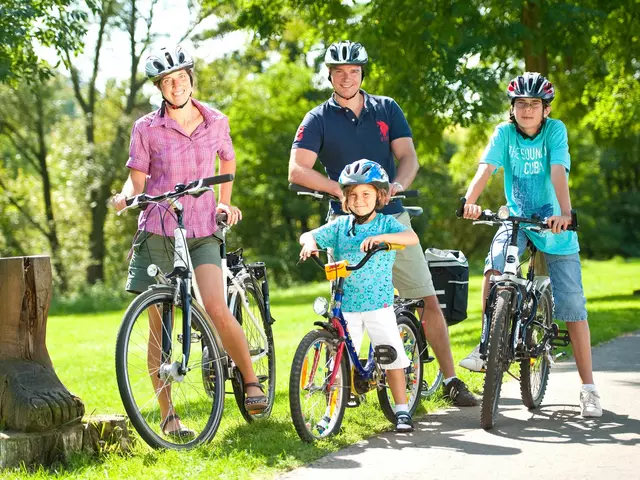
[324,41,368,66]
[507,72,555,103]
[145,45,194,82]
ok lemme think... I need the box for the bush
[51,282,131,315]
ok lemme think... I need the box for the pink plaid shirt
[126,99,235,237]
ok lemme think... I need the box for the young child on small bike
[299,159,420,432]
[459,72,602,417]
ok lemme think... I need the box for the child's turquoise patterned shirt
[312,214,407,312]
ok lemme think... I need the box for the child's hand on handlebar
[299,240,320,260]
[546,214,572,234]
[360,235,385,252]
[463,203,483,219]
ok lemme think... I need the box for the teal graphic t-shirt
[312,214,407,312]
[481,118,579,255]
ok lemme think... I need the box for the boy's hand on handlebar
[463,203,483,219]
[546,214,572,234]
[360,235,385,252]
[216,203,242,225]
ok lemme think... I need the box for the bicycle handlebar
[305,242,400,272]
[121,174,234,212]
[456,197,579,231]
[289,183,419,201]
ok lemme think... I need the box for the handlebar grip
[397,190,419,198]
[570,209,579,231]
[216,212,228,224]
[289,183,314,193]
[201,173,234,187]
[310,254,324,269]
[125,193,148,207]
[456,197,466,218]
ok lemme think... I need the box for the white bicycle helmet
[324,41,368,66]
[145,45,194,82]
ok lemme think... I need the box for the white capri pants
[342,306,411,370]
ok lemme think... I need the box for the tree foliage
[0,0,94,84]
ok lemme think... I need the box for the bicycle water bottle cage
[374,345,398,365]
[325,261,350,280]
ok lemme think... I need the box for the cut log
[82,415,132,454]
[0,256,85,465]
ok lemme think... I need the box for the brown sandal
[160,413,196,439]
[244,382,269,414]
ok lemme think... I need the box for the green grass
[5,258,640,479]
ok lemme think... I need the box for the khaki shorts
[328,211,436,299]
[126,231,222,294]
[391,211,436,299]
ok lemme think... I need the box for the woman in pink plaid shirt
[112,45,268,438]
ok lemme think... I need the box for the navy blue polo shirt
[292,90,412,215]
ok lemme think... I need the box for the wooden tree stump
[0,256,85,468]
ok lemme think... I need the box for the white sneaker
[459,345,486,372]
[580,387,603,417]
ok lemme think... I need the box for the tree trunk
[522,0,549,76]
[0,256,84,433]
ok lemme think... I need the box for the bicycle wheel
[481,289,512,430]
[520,287,553,409]
[230,275,276,422]
[421,333,444,399]
[115,286,225,449]
[289,329,349,442]
[378,315,424,423]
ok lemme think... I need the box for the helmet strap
[347,207,376,236]
[162,94,192,110]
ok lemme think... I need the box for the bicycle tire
[115,286,225,449]
[520,287,553,409]
[377,315,424,422]
[230,275,276,422]
[421,333,444,399]
[481,289,512,430]
[289,329,349,442]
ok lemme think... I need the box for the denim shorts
[126,231,223,294]
[484,225,587,322]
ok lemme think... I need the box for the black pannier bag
[425,248,469,325]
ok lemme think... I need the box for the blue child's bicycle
[289,244,424,442]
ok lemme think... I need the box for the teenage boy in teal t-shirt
[459,73,602,418]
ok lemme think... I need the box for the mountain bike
[290,183,444,399]
[455,198,574,429]
[289,244,423,442]
[115,174,276,449]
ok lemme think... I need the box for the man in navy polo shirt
[288,40,478,407]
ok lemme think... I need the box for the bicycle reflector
[497,205,510,220]
[313,297,329,316]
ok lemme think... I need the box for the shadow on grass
[586,293,640,304]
